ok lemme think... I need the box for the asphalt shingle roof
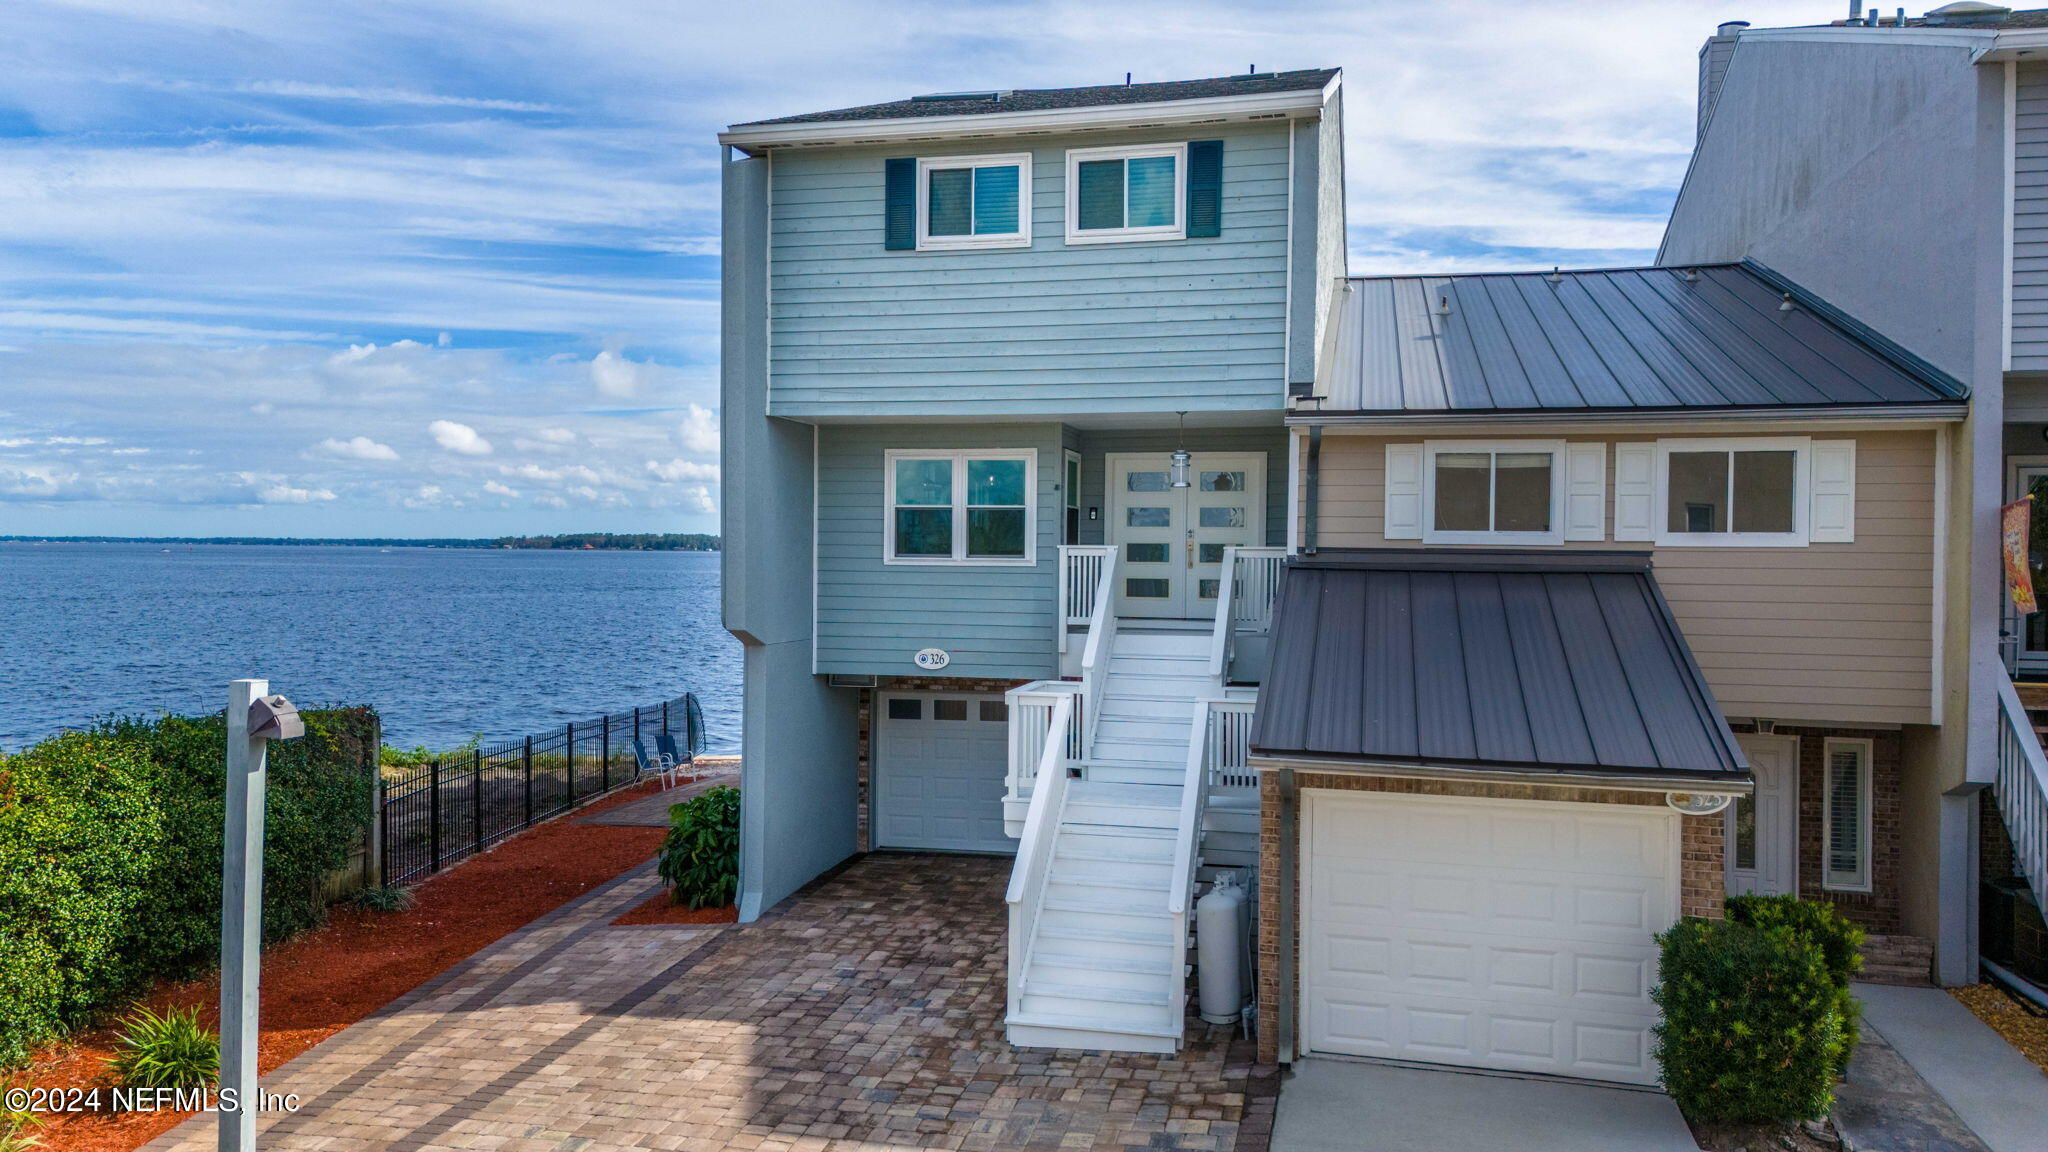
[731,68,1338,128]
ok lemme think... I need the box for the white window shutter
[1810,439,1856,543]
[1563,443,1607,541]
[1613,443,1655,541]
[1384,443,1424,540]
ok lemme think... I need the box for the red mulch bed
[611,889,738,926]
[18,778,671,1152]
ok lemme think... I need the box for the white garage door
[873,693,1014,854]
[1303,790,1679,1085]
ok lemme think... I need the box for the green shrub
[657,786,740,910]
[108,1006,218,1091]
[1727,894,1866,1076]
[2,1075,44,1151]
[353,885,415,913]
[0,733,162,1066]
[1653,918,1842,1124]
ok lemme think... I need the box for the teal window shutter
[1076,159,1125,230]
[971,165,1020,235]
[927,168,972,236]
[884,158,916,249]
[1186,140,1223,238]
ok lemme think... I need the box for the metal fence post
[565,722,576,806]
[662,699,670,734]
[471,748,483,852]
[523,736,534,828]
[601,714,611,793]
[428,759,442,873]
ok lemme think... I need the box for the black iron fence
[379,693,705,886]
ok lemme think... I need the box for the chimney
[1697,21,1748,142]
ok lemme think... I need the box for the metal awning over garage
[1251,549,1750,788]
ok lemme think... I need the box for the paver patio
[143,852,1272,1152]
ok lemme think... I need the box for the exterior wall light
[1170,412,1191,488]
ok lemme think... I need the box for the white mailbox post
[219,679,301,1152]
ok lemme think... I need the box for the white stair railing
[1229,548,1287,635]
[1995,675,2048,896]
[1005,692,1077,1020]
[1077,551,1118,754]
[1204,697,1258,799]
[1166,695,1216,1035]
[1006,680,1081,802]
[1059,545,1115,655]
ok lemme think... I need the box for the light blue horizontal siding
[815,423,1063,679]
[769,124,1293,418]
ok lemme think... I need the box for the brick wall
[1731,723,1903,934]
[1254,771,1724,1065]
[854,676,1033,850]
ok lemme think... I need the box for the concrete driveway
[1271,1058,1699,1152]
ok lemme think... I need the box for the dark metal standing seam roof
[731,69,1340,128]
[1251,550,1750,784]
[1312,260,1968,415]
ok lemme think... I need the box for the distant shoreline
[0,533,721,552]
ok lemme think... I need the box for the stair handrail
[1058,545,1115,656]
[1165,693,1216,1036]
[1994,675,2048,894]
[1004,691,1076,1020]
[1207,546,1241,680]
[1077,550,1119,754]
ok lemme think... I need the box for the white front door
[1301,790,1679,1085]
[1727,734,1799,897]
[1107,452,1266,618]
[872,693,1014,854]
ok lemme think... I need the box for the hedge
[0,707,377,1067]
[1652,917,1843,1124]
[1726,893,1866,1078]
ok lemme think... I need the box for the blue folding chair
[633,736,678,790]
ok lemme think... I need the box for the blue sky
[0,0,1843,538]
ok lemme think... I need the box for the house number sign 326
[913,648,950,671]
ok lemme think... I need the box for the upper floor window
[1065,143,1186,244]
[1422,441,1566,546]
[885,449,1035,565]
[915,154,1031,251]
[1651,438,1813,547]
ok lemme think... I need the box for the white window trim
[1652,436,1811,548]
[914,153,1032,252]
[1064,142,1188,245]
[883,449,1037,566]
[1821,737,1874,893]
[1420,439,1568,546]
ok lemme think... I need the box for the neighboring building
[718,69,1347,1049]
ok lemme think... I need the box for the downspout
[1303,427,1322,555]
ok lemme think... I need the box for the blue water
[0,542,740,753]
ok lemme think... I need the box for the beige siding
[1303,429,1936,727]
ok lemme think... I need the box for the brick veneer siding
[1730,723,1903,935]
[1254,770,1725,1065]
[855,676,1034,851]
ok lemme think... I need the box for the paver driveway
[144,852,1273,1152]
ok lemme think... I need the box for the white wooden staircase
[1007,626,1216,1052]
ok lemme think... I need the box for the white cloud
[589,349,648,398]
[675,404,719,456]
[483,480,520,498]
[315,435,399,461]
[429,420,492,456]
[535,427,578,444]
[647,457,718,483]
[258,483,337,504]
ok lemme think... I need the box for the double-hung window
[1655,438,1807,546]
[1421,441,1567,545]
[1822,738,1874,892]
[1065,143,1186,243]
[885,450,1035,564]
[915,153,1030,250]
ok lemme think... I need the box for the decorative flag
[2005,496,2038,616]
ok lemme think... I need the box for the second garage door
[1302,790,1679,1085]
[872,693,1014,854]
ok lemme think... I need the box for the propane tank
[1197,870,1246,1025]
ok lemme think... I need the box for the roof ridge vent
[909,90,1012,103]
[1923,1,2011,23]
